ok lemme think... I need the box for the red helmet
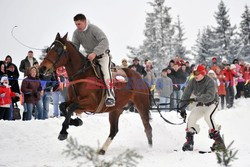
[194,64,206,76]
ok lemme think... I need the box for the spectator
[19,50,38,77]
[52,66,69,118]
[120,58,128,68]
[216,68,227,110]
[21,67,42,120]
[210,57,220,73]
[39,70,57,119]
[171,64,185,109]
[185,61,192,75]
[0,62,6,79]
[244,63,250,98]
[207,70,220,91]
[144,60,156,88]
[155,68,173,112]
[222,64,237,108]
[128,57,146,77]
[168,59,175,69]
[0,76,19,120]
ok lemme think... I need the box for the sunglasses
[193,71,200,76]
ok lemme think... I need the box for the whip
[11,26,43,51]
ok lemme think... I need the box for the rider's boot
[182,132,194,151]
[98,51,116,107]
[209,129,226,151]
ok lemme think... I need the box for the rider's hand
[88,53,97,61]
[180,109,187,119]
[189,98,197,103]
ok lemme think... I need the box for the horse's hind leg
[98,110,122,155]
[134,100,153,146]
[58,103,79,140]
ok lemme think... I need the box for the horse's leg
[134,99,153,146]
[59,101,83,127]
[98,110,122,155]
[58,103,79,140]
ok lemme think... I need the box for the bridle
[43,40,68,69]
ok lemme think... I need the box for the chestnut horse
[39,33,152,154]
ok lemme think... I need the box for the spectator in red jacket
[221,64,237,108]
[216,68,227,110]
[0,76,19,120]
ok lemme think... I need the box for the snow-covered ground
[0,98,249,167]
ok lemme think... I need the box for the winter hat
[194,64,206,76]
[230,64,236,69]
[133,57,139,62]
[0,76,9,84]
[212,57,217,61]
[208,70,216,75]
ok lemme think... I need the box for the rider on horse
[72,13,115,107]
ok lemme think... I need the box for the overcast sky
[0,0,249,69]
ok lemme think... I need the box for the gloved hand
[0,93,6,97]
[180,109,187,119]
[189,98,197,103]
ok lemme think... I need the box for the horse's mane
[67,41,88,62]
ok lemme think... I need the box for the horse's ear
[56,33,61,40]
[62,33,68,41]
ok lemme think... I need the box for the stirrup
[105,98,115,107]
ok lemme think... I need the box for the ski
[173,149,213,154]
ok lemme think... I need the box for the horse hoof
[76,118,83,126]
[98,149,106,155]
[58,133,68,140]
[69,118,83,126]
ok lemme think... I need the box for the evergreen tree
[172,15,187,59]
[193,26,215,64]
[127,0,178,73]
[212,0,238,62]
[239,5,250,61]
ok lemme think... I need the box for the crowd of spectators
[1,51,250,120]
[122,56,250,111]
[0,50,69,121]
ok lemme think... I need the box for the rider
[179,64,225,152]
[72,13,115,107]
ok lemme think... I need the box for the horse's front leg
[98,110,122,155]
[60,101,83,127]
[58,103,79,140]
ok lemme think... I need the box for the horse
[39,33,152,155]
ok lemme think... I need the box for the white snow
[0,98,249,167]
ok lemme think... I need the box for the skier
[179,64,225,152]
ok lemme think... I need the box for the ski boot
[209,130,226,152]
[182,132,194,151]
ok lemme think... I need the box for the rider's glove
[189,98,197,103]
[180,109,187,119]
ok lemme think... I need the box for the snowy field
[0,98,250,167]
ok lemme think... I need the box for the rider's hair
[74,14,86,21]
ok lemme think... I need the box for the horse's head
[39,33,69,75]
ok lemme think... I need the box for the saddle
[91,61,128,84]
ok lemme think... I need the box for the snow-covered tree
[172,15,187,59]
[127,0,181,73]
[193,26,216,64]
[239,5,250,61]
[212,0,238,63]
